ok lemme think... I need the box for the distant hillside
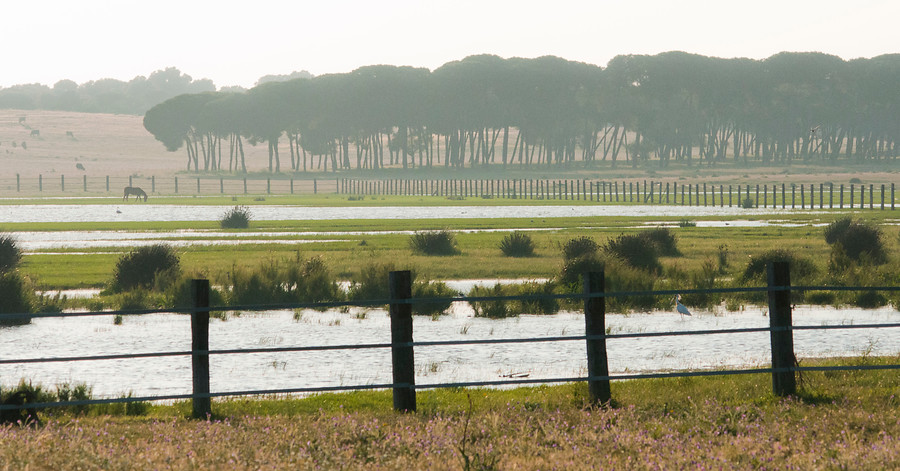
[0,109,265,180]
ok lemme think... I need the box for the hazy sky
[3,0,897,89]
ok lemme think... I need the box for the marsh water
[1,203,808,224]
[1,304,897,399]
[3,202,896,399]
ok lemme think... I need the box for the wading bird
[675,294,691,318]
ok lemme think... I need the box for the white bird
[675,294,691,318]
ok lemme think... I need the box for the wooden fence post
[191,279,212,419]
[61,175,65,192]
[16,174,20,192]
[583,271,611,405]
[175,177,179,194]
[39,174,42,192]
[83,174,87,192]
[767,262,796,397]
[389,270,416,412]
[152,176,156,193]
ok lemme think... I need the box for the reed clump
[409,230,460,256]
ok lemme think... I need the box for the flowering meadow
[1,360,898,470]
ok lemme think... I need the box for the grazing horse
[123,186,148,202]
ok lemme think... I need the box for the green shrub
[409,230,459,256]
[0,234,22,273]
[55,382,93,416]
[741,197,754,209]
[348,262,396,302]
[283,255,342,304]
[824,217,853,244]
[113,244,181,291]
[509,280,559,315]
[412,281,459,316]
[0,271,35,325]
[499,231,535,257]
[742,249,818,283]
[0,380,49,424]
[163,274,227,310]
[640,227,680,257]
[677,219,697,228]
[228,255,341,306]
[825,220,887,265]
[562,236,599,260]
[220,206,251,229]
[557,255,657,313]
[604,233,661,273]
[469,283,511,319]
[854,290,887,308]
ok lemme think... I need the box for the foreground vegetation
[0,357,897,469]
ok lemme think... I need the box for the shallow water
[2,204,809,223]
[1,305,897,399]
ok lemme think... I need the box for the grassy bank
[1,357,897,469]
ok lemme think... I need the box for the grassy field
[1,357,897,469]
[13,211,900,292]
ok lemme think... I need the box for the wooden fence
[338,178,898,210]
[2,262,900,418]
[3,175,897,210]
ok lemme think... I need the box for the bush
[409,230,459,256]
[0,234,22,273]
[283,255,342,304]
[824,218,885,264]
[0,380,50,424]
[562,236,599,260]
[824,217,853,244]
[220,206,251,229]
[348,262,396,302]
[557,255,657,313]
[604,233,661,273]
[509,280,559,315]
[742,249,818,282]
[412,281,459,317]
[499,231,535,257]
[0,271,35,325]
[741,197,754,209]
[640,227,680,257]
[469,283,511,319]
[112,244,181,292]
[228,254,341,306]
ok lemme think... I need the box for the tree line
[138,52,896,172]
[0,68,219,115]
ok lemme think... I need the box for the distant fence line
[2,174,896,210]
[2,263,900,418]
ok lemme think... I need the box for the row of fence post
[13,175,322,196]
[186,263,795,417]
[10,174,897,210]
[338,178,895,210]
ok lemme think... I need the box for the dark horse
[123,186,148,201]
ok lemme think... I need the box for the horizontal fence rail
[2,175,897,210]
[2,263,900,417]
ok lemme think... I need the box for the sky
[2,0,898,89]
